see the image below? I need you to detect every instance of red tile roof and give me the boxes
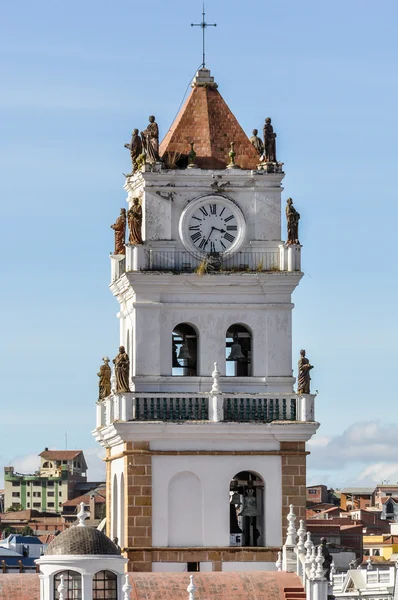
[39,450,82,460]
[160,76,259,170]
[0,570,302,600]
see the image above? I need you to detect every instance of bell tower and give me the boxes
[94,68,319,573]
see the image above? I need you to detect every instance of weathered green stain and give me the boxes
[41,481,47,510]
[21,481,27,509]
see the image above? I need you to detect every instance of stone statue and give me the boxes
[113,346,130,393]
[286,198,300,244]
[263,117,277,162]
[238,488,259,517]
[110,209,126,255]
[320,538,333,581]
[97,356,111,400]
[250,129,264,156]
[127,198,143,245]
[297,349,313,394]
[124,129,142,173]
[141,115,159,163]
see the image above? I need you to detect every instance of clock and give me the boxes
[179,195,246,256]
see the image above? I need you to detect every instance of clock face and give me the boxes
[179,196,246,256]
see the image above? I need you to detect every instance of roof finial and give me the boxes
[76,501,88,527]
[187,575,197,600]
[57,574,67,600]
[191,4,217,68]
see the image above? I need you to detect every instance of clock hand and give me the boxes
[203,226,215,249]
[212,227,226,234]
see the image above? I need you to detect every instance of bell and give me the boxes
[227,334,245,361]
[177,339,192,360]
[172,343,180,368]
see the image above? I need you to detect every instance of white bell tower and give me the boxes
[94,68,319,573]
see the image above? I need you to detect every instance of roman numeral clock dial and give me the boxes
[179,196,246,258]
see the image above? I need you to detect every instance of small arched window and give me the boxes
[226,324,252,377]
[172,324,198,376]
[54,570,82,599]
[229,471,264,547]
[93,570,117,600]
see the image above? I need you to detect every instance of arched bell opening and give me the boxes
[229,471,264,547]
[226,324,252,377]
[172,323,198,376]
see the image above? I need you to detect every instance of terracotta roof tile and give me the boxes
[39,450,82,460]
[160,73,259,171]
[2,570,303,600]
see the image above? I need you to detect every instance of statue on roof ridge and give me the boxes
[124,128,142,174]
[286,198,300,244]
[297,349,313,395]
[113,346,130,393]
[263,117,277,162]
[250,129,264,157]
[141,115,160,163]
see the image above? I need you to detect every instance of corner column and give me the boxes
[125,441,152,572]
[105,448,111,538]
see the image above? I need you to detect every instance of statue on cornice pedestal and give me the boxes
[97,357,111,400]
[113,346,130,393]
[297,349,313,394]
[286,198,300,244]
[110,209,126,255]
[127,198,143,245]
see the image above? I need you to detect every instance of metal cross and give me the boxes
[191,4,217,68]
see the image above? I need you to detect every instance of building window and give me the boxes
[47,481,54,487]
[59,492,62,496]
[226,324,252,376]
[33,481,41,486]
[27,503,30,508]
[308,489,318,495]
[93,570,117,600]
[54,570,82,600]
[12,492,20,497]
[48,502,55,507]
[12,481,20,487]
[62,460,67,465]
[187,562,200,572]
[48,492,55,497]
[33,502,41,508]
[229,471,264,547]
[27,492,30,497]
[33,492,41,498]
[373,549,380,556]
[172,323,198,376]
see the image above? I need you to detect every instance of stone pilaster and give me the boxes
[281,442,307,539]
[125,442,152,572]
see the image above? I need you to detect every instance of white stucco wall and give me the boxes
[152,454,282,548]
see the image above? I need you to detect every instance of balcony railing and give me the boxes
[96,392,314,428]
[224,397,296,422]
[147,250,279,273]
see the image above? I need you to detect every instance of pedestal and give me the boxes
[297,394,315,422]
[126,244,147,271]
[110,254,126,282]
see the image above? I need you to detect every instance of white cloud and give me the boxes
[308,422,398,471]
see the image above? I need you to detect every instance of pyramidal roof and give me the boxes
[160,68,259,170]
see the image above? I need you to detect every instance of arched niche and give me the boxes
[54,570,82,599]
[226,324,252,377]
[112,474,118,541]
[172,323,198,376]
[229,470,264,547]
[168,471,203,546]
[118,473,125,547]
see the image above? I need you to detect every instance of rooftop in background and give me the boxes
[159,68,259,170]
[340,488,375,494]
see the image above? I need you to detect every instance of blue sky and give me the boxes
[1,0,398,488]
